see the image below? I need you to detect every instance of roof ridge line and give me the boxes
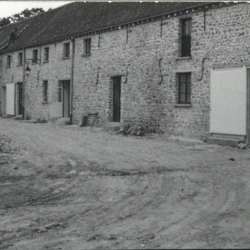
[26,2,221,47]
[0,1,240,53]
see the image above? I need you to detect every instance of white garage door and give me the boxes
[210,66,247,135]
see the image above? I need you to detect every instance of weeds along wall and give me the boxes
[1,3,250,138]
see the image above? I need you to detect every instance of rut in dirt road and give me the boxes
[1,118,250,249]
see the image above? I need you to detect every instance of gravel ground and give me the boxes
[1,117,250,249]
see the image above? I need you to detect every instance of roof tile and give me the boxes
[0,2,216,53]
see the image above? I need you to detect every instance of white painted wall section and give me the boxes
[210,66,247,135]
[6,83,15,115]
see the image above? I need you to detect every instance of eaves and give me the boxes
[0,1,240,55]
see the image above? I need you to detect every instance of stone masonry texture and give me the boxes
[1,3,250,139]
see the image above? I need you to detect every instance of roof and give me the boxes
[0,2,231,53]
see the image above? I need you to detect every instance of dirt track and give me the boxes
[1,117,250,249]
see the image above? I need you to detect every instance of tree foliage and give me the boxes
[0,17,11,28]
[0,8,45,28]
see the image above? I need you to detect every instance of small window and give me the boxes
[84,38,91,55]
[63,43,70,58]
[18,52,23,66]
[6,55,11,68]
[181,18,191,57]
[44,47,49,62]
[58,83,62,102]
[178,73,191,104]
[32,49,38,63]
[42,81,48,102]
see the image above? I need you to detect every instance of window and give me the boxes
[42,81,48,102]
[18,52,23,66]
[178,73,191,104]
[181,18,191,57]
[84,38,91,55]
[63,43,70,58]
[58,83,62,102]
[32,49,38,63]
[6,55,11,68]
[44,47,49,62]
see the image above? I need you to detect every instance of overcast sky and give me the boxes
[0,1,72,19]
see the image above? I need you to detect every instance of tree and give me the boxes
[11,8,45,22]
[0,8,45,28]
[0,17,11,28]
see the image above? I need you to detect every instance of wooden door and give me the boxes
[210,67,246,135]
[63,81,70,118]
[1,86,6,115]
[17,83,23,115]
[58,80,70,118]
[113,77,121,122]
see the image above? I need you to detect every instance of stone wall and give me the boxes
[23,42,72,120]
[73,10,207,137]
[0,50,23,116]
[1,3,250,139]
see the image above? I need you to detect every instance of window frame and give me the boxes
[84,38,91,55]
[178,73,191,104]
[18,52,23,66]
[180,18,192,58]
[44,47,49,62]
[32,49,39,63]
[42,80,48,103]
[63,43,70,58]
[6,55,11,68]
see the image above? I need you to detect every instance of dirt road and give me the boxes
[1,117,250,249]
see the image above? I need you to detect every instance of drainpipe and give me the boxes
[22,48,26,119]
[70,37,75,125]
[38,45,42,86]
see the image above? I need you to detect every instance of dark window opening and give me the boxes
[6,55,11,68]
[44,47,49,62]
[181,18,191,57]
[18,53,23,66]
[63,43,70,58]
[178,73,191,104]
[42,81,48,102]
[84,38,91,55]
[32,49,38,63]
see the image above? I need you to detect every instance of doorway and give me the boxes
[247,69,250,142]
[17,82,23,115]
[1,86,6,115]
[112,77,121,122]
[59,80,70,118]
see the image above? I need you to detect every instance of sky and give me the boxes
[0,1,72,19]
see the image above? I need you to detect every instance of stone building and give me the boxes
[0,2,250,145]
